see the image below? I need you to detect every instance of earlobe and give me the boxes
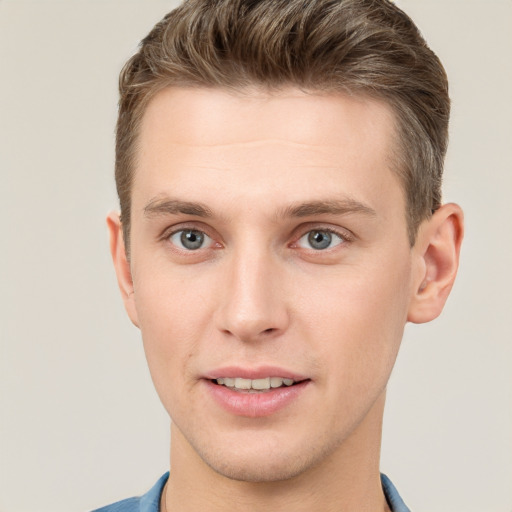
[407,203,464,324]
[106,211,140,328]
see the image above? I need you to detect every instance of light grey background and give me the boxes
[0,1,511,511]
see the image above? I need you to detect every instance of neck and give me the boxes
[163,391,390,512]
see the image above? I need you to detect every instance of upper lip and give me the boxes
[203,365,309,381]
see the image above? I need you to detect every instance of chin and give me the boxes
[189,428,344,484]
[203,451,312,483]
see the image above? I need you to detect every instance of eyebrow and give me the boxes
[279,198,377,218]
[144,198,213,218]
[143,196,376,220]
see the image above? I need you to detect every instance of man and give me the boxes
[97,0,463,510]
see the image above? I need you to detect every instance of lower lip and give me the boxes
[204,380,310,418]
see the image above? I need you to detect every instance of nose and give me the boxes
[215,246,290,343]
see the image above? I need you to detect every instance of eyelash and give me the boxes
[169,229,216,251]
[161,224,354,254]
[293,226,352,251]
[161,223,220,252]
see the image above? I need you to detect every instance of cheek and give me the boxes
[132,272,211,405]
[135,261,213,341]
[298,259,411,392]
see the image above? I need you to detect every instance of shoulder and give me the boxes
[91,473,169,512]
[381,473,411,512]
[92,497,141,512]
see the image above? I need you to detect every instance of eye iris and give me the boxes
[180,230,204,250]
[308,230,332,250]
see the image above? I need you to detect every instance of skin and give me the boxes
[108,87,463,512]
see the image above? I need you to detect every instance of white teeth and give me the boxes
[270,377,283,388]
[251,377,270,390]
[234,378,252,389]
[215,376,297,391]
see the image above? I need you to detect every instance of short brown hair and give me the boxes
[116,0,449,248]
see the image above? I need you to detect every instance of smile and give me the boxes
[206,375,310,417]
[214,377,296,392]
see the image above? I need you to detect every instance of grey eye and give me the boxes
[170,229,211,250]
[308,230,332,250]
[297,230,343,250]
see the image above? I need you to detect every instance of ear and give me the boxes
[106,211,139,328]
[407,203,464,324]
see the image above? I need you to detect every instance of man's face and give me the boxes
[125,87,417,481]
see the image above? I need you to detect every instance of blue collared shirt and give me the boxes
[92,472,410,512]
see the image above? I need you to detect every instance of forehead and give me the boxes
[133,87,403,218]
[139,86,396,153]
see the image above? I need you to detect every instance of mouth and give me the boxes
[211,376,306,393]
[205,372,311,417]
